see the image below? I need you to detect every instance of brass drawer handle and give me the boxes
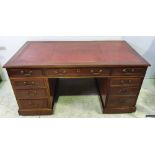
[23,81,36,86]
[120,80,132,84]
[122,69,128,73]
[20,70,33,76]
[90,69,103,74]
[122,68,135,73]
[119,89,128,93]
[54,70,67,74]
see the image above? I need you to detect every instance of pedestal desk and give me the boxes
[4,41,150,115]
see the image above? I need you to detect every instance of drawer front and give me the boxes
[8,69,43,77]
[112,67,146,76]
[15,89,48,99]
[106,96,136,108]
[109,86,139,95]
[80,68,110,76]
[12,79,46,89]
[46,68,110,76]
[46,68,78,76]
[18,99,49,109]
[110,78,142,86]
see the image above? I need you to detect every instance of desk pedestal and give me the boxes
[10,78,56,115]
[97,77,143,113]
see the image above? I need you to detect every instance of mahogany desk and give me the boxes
[4,41,150,115]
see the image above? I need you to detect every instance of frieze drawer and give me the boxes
[112,67,146,76]
[8,69,43,77]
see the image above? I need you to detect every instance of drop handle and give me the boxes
[119,89,128,93]
[54,70,67,74]
[27,90,37,96]
[120,80,132,84]
[23,81,36,86]
[20,70,33,76]
[122,69,127,73]
[90,69,103,74]
[122,68,135,73]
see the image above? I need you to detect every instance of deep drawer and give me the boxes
[8,69,43,77]
[12,79,46,89]
[109,86,139,95]
[18,99,49,109]
[110,78,142,86]
[106,96,137,108]
[112,67,146,76]
[15,88,48,99]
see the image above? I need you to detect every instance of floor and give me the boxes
[0,78,155,118]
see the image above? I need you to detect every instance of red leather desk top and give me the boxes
[4,41,150,68]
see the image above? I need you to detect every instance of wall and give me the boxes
[123,36,155,78]
[0,36,122,80]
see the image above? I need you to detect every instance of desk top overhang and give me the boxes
[4,41,150,68]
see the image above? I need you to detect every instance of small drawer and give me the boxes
[8,69,43,77]
[46,68,78,76]
[110,78,141,86]
[80,68,110,76]
[15,88,48,99]
[18,99,49,109]
[109,86,139,95]
[106,96,136,108]
[12,79,46,89]
[112,67,146,76]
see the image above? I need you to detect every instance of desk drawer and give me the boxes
[8,69,43,77]
[109,86,139,95]
[110,78,141,86]
[12,79,46,89]
[107,96,136,108]
[112,67,146,76]
[46,68,110,76]
[15,88,48,99]
[80,68,110,76]
[18,99,49,109]
[46,68,77,76]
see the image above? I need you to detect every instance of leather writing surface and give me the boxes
[4,41,150,68]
